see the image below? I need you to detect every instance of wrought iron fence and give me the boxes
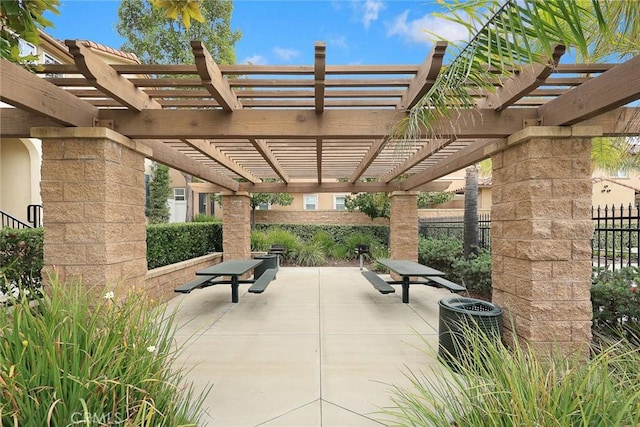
[418,205,640,270]
[418,213,492,249]
[592,203,640,271]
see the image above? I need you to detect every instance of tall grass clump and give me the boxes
[264,228,302,261]
[0,278,209,426]
[293,242,327,266]
[382,324,640,426]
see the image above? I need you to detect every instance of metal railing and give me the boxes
[27,204,43,228]
[418,213,492,249]
[1,210,32,229]
[592,203,640,271]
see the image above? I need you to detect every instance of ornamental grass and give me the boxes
[382,324,640,426]
[0,278,209,426]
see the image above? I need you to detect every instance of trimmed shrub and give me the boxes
[0,228,44,303]
[452,249,492,297]
[592,266,640,343]
[147,222,222,269]
[417,236,463,276]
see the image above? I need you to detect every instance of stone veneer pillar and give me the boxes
[389,191,419,261]
[221,192,251,261]
[32,127,151,295]
[491,126,600,356]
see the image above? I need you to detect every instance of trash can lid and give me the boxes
[254,254,277,259]
[439,297,503,316]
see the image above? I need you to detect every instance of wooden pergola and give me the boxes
[1,39,639,354]
[2,40,638,193]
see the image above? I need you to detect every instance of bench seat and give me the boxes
[362,271,395,294]
[418,276,466,293]
[174,275,219,294]
[248,268,278,293]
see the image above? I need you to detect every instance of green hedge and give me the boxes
[254,223,389,246]
[146,222,222,269]
[0,228,44,299]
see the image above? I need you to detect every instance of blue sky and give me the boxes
[44,0,469,66]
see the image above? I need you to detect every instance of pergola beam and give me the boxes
[478,45,566,111]
[539,54,640,126]
[191,41,241,111]
[180,139,260,183]
[398,41,447,110]
[65,40,161,111]
[0,59,97,126]
[315,42,326,113]
[250,139,290,183]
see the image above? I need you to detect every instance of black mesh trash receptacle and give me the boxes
[438,297,503,371]
[253,254,278,279]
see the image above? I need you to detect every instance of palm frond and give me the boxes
[402,0,640,144]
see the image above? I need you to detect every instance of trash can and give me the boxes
[438,297,503,371]
[356,244,370,270]
[253,254,278,279]
[268,245,286,268]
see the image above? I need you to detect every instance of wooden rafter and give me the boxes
[399,41,447,110]
[478,44,566,111]
[316,139,323,184]
[140,139,240,191]
[180,139,260,183]
[65,40,161,111]
[236,181,448,194]
[250,139,290,183]
[0,59,97,126]
[191,41,241,111]
[315,42,326,113]
[539,54,640,126]
[348,136,391,183]
[402,139,506,190]
[380,138,453,183]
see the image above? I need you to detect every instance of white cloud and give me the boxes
[273,47,300,61]
[361,0,385,28]
[387,10,470,45]
[242,54,267,65]
[328,35,348,50]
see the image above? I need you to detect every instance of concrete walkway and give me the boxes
[166,266,454,426]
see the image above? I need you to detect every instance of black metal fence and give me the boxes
[592,204,640,271]
[418,205,640,270]
[418,213,492,249]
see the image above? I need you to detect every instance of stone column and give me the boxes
[389,191,419,261]
[32,127,151,296]
[221,192,251,261]
[491,126,600,356]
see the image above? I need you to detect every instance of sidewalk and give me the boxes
[166,266,453,426]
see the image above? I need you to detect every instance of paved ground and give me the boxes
[166,266,455,426]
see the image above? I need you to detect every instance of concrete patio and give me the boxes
[166,266,455,426]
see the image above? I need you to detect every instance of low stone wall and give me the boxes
[145,253,223,303]
[255,210,388,226]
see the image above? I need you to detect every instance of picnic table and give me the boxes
[175,259,277,303]
[366,259,465,303]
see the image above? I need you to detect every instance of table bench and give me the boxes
[174,275,220,294]
[248,268,278,293]
[415,276,466,293]
[175,259,277,303]
[361,271,396,294]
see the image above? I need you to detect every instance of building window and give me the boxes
[611,169,629,178]
[303,194,318,210]
[256,202,270,210]
[174,188,186,201]
[334,194,346,211]
[18,40,36,57]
